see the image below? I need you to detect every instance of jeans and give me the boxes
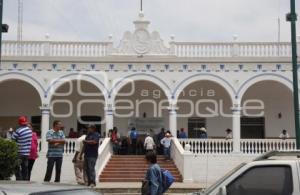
[15,155,29,180]
[85,157,97,185]
[44,157,63,182]
[163,147,171,160]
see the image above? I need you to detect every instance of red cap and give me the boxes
[18,116,28,126]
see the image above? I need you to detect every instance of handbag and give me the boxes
[141,180,150,195]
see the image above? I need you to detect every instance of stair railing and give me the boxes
[171,138,194,182]
[96,138,113,179]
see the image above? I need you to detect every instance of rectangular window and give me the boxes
[226,165,293,195]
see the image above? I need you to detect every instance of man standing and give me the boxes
[84,125,100,187]
[144,132,156,153]
[12,116,32,180]
[44,120,66,182]
[129,127,138,155]
[160,132,172,161]
[72,129,87,185]
[178,128,188,139]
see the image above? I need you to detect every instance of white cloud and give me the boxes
[2,0,299,43]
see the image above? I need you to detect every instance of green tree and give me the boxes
[0,138,19,180]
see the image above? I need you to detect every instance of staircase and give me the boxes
[99,155,183,182]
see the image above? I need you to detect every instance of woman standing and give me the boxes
[28,123,38,181]
[144,151,163,195]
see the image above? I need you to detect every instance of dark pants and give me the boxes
[163,147,171,160]
[28,159,36,181]
[44,157,63,182]
[131,139,137,155]
[112,142,119,155]
[15,155,29,181]
[85,157,97,185]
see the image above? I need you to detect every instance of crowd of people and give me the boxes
[2,116,101,188]
[2,116,292,191]
[107,127,175,161]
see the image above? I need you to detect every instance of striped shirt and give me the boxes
[46,129,65,157]
[12,126,32,156]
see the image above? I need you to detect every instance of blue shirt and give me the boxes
[12,126,32,156]
[199,132,208,139]
[84,132,100,158]
[160,137,172,148]
[178,132,187,139]
[146,163,163,195]
[46,129,65,157]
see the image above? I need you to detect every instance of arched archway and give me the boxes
[50,79,106,137]
[176,80,233,138]
[46,73,109,103]
[114,80,170,137]
[0,79,42,137]
[110,73,172,102]
[173,74,236,103]
[241,80,294,138]
[0,72,45,101]
[237,74,293,99]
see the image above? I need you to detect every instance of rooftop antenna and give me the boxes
[140,0,143,12]
[17,0,23,55]
[277,0,281,56]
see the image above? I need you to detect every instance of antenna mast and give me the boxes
[17,0,23,55]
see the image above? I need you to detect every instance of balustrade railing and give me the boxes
[179,139,233,154]
[241,139,296,154]
[2,40,292,58]
[173,42,291,57]
[2,41,110,57]
[179,139,297,155]
[38,138,104,154]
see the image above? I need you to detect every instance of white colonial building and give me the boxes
[0,12,299,183]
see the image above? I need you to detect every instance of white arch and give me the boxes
[0,72,45,103]
[45,73,109,103]
[172,74,236,104]
[110,73,172,103]
[237,74,293,100]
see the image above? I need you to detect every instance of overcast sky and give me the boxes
[2,0,300,43]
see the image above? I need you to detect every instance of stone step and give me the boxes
[104,165,178,169]
[101,170,181,175]
[100,155,183,182]
[103,167,180,172]
[99,177,182,182]
[108,160,176,163]
[101,172,181,178]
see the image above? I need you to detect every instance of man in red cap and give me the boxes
[12,116,32,180]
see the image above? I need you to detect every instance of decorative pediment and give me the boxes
[112,12,170,56]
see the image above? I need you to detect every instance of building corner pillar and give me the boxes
[231,100,242,153]
[40,104,51,153]
[104,104,114,137]
[168,103,178,137]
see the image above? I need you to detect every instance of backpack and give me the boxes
[130,130,138,139]
[161,169,174,193]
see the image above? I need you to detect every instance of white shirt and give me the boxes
[225,133,233,139]
[279,133,290,139]
[144,136,155,150]
[75,135,86,152]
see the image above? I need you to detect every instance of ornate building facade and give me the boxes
[0,12,299,153]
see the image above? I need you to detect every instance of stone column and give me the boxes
[232,100,242,153]
[40,104,51,153]
[168,103,178,137]
[104,105,114,137]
